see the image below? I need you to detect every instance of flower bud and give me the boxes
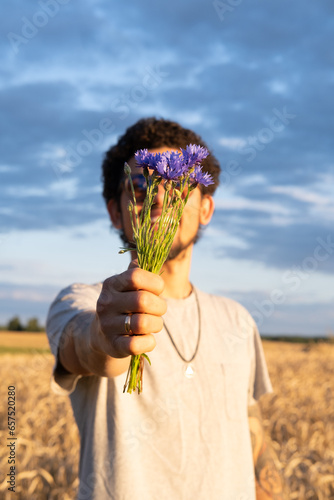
[124,162,131,176]
[143,166,149,179]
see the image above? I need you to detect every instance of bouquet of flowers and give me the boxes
[121,144,213,394]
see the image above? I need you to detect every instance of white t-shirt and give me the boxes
[47,283,272,500]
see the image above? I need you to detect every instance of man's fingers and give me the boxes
[100,313,164,337]
[112,333,157,357]
[125,313,163,335]
[97,289,167,317]
[105,267,165,295]
[95,262,165,359]
[120,290,167,316]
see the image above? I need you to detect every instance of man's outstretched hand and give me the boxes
[58,260,166,378]
[91,260,167,359]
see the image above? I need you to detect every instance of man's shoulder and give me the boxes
[55,282,103,299]
[49,282,103,311]
[47,282,103,334]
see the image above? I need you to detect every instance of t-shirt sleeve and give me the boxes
[248,323,273,406]
[46,283,102,396]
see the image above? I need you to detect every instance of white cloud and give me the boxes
[6,186,48,198]
[269,185,329,205]
[215,196,292,216]
[49,178,79,200]
[174,110,202,126]
[269,176,334,222]
[218,136,247,150]
[0,165,19,173]
[268,80,289,95]
[0,289,54,303]
[237,174,267,187]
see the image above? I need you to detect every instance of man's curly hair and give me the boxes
[102,117,221,205]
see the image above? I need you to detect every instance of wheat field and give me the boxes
[0,337,333,499]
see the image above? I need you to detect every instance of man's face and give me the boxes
[108,146,214,262]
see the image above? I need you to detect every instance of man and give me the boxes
[47,117,285,499]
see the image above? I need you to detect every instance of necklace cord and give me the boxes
[163,287,201,364]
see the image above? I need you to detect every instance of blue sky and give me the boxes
[1,0,333,335]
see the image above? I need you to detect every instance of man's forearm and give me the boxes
[248,403,286,500]
[254,438,285,500]
[58,312,130,378]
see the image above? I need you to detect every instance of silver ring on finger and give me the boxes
[124,314,132,334]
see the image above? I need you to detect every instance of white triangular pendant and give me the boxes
[184,364,195,378]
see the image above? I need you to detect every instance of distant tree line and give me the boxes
[1,316,45,332]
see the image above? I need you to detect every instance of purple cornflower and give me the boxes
[134,145,213,185]
[135,149,157,168]
[190,165,214,187]
[135,149,167,174]
[155,151,189,180]
[181,144,209,169]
